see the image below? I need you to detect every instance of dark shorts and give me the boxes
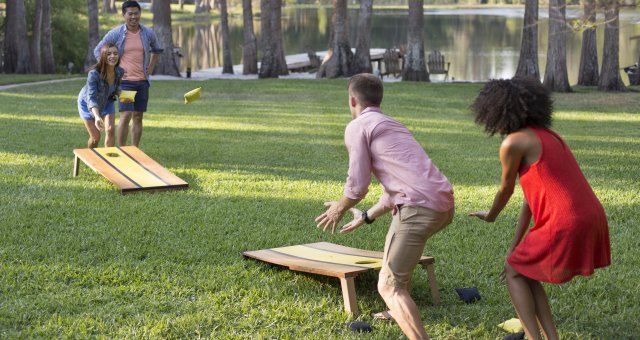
[118,80,150,112]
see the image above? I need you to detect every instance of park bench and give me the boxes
[427,50,450,81]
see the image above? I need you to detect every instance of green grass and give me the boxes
[0,79,638,339]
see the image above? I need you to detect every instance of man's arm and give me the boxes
[147,53,158,76]
[339,200,392,234]
[94,27,117,60]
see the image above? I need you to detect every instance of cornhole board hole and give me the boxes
[243,242,440,316]
[73,146,188,194]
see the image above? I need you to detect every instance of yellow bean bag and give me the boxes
[498,318,523,333]
[119,90,137,103]
[184,87,202,104]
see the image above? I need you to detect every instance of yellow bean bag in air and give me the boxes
[184,87,202,104]
[119,90,137,103]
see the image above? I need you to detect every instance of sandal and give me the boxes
[372,310,394,321]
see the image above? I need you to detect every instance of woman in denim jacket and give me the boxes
[77,43,124,148]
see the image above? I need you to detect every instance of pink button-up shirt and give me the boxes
[343,107,454,212]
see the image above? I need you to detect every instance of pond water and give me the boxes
[172,7,640,83]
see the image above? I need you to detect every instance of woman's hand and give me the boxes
[468,211,494,222]
[94,116,104,130]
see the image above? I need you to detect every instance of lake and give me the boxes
[172,7,640,83]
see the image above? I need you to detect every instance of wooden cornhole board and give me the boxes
[243,242,440,316]
[73,146,188,194]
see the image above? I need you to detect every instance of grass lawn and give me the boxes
[0,79,638,339]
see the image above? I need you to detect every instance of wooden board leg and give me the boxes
[73,155,80,177]
[421,263,441,305]
[340,277,359,316]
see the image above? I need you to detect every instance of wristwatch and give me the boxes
[362,211,375,224]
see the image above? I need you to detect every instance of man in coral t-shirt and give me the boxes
[94,1,163,147]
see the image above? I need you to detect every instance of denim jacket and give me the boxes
[94,24,163,80]
[80,66,125,112]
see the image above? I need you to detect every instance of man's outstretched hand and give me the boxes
[315,201,345,235]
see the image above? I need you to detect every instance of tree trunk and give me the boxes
[102,0,117,13]
[31,0,43,74]
[543,0,571,92]
[3,0,32,74]
[220,0,233,74]
[242,0,258,75]
[152,0,181,76]
[317,0,354,79]
[598,0,626,91]
[41,0,55,73]
[273,0,289,75]
[577,0,598,86]
[353,0,373,74]
[515,0,539,79]
[84,0,100,72]
[402,0,428,81]
[259,0,278,78]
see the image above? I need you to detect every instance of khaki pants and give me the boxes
[379,205,454,289]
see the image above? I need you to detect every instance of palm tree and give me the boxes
[31,0,43,74]
[402,0,428,81]
[317,0,355,78]
[242,0,258,75]
[577,0,598,86]
[353,0,373,74]
[3,0,31,73]
[41,0,55,73]
[515,0,539,79]
[220,0,233,74]
[598,0,626,91]
[84,0,100,72]
[152,0,181,76]
[542,0,571,92]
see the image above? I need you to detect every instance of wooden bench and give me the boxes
[427,50,450,80]
[243,242,440,316]
[381,48,403,78]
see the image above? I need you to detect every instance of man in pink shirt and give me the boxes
[315,73,454,340]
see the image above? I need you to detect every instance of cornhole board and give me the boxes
[73,146,188,194]
[243,242,440,315]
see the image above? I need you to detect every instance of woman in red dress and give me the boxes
[469,77,611,340]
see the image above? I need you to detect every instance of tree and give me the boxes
[152,0,181,76]
[41,0,55,73]
[577,0,598,86]
[84,0,100,72]
[259,0,287,78]
[317,0,354,78]
[543,0,571,92]
[402,0,428,81]
[3,0,31,74]
[102,0,117,13]
[273,1,288,75]
[31,0,44,74]
[598,0,626,91]
[515,0,539,79]
[353,0,373,74]
[219,0,233,74]
[242,0,258,74]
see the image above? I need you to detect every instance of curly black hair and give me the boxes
[471,77,553,136]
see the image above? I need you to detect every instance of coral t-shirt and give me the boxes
[120,30,146,81]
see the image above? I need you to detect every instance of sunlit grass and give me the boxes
[0,79,638,339]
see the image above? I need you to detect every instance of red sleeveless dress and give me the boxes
[507,128,611,284]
